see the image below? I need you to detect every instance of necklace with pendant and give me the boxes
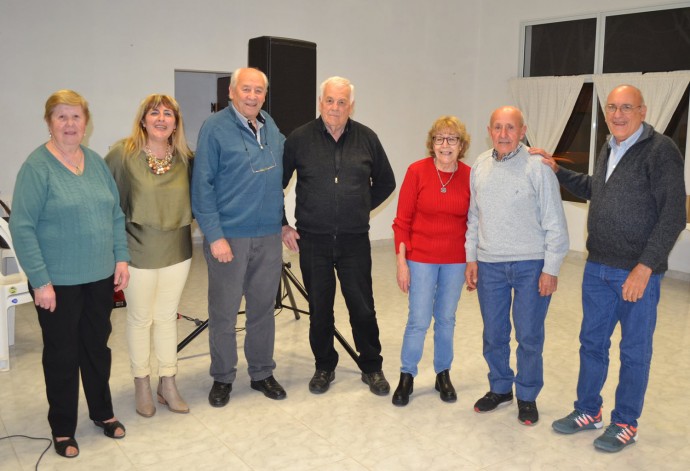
[145,145,174,175]
[51,140,84,176]
[436,162,457,193]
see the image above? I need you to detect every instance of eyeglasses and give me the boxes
[249,144,277,173]
[239,127,277,173]
[433,136,460,146]
[604,104,642,115]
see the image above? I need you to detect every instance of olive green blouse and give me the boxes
[105,141,192,269]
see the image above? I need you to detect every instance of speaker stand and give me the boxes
[177,262,360,366]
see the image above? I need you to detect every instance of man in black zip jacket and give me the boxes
[536,84,686,452]
[282,76,396,396]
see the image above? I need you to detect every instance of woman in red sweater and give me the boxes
[391,116,471,406]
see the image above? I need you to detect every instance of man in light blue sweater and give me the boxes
[465,106,569,426]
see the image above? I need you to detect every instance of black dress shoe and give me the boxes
[435,370,457,403]
[209,381,232,407]
[309,369,335,394]
[361,371,390,396]
[392,372,413,406]
[250,375,287,400]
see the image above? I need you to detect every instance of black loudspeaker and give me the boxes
[248,36,317,137]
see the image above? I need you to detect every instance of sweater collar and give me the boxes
[318,116,351,137]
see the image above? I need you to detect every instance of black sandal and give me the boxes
[93,419,126,439]
[53,437,79,458]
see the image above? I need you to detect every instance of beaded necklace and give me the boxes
[144,145,174,175]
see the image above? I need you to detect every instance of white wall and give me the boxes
[1,0,687,273]
[0,0,478,242]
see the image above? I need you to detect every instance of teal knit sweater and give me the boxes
[9,144,130,287]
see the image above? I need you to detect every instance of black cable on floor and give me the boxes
[0,434,52,470]
[177,281,290,335]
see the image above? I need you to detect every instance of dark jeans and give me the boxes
[298,231,383,373]
[32,276,116,438]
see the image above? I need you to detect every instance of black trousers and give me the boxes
[297,232,383,373]
[32,275,116,438]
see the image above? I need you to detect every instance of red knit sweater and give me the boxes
[392,157,471,264]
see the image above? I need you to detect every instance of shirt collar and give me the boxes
[491,143,523,162]
[608,123,644,152]
[230,104,265,132]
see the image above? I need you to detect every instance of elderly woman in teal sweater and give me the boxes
[9,90,130,459]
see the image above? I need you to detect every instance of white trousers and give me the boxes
[124,259,191,378]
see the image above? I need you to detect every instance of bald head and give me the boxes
[608,85,644,106]
[489,106,525,128]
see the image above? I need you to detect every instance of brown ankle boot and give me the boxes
[157,376,190,413]
[134,376,156,417]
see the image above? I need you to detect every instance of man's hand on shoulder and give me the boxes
[529,147,559,173]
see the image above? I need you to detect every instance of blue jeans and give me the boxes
[476,260,551,401]
[574,261,661,427]
[400,261,465,376]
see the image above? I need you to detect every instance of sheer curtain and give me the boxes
[509,75,585,153]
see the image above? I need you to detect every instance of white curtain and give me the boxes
[592,71,690,132]
[593,71,690,195]
[509,75,585,154]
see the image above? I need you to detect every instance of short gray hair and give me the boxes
[319,76,355,103]
[230,67,269,89]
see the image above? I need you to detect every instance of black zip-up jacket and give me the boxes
[556,123,686,273]
[283,117,396,235]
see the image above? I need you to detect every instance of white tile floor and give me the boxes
[1,242,690,470]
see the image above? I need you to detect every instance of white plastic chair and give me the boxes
[0,218,32,371]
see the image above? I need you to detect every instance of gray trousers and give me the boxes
[203,233,282,383]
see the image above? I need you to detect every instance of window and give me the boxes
[524,19,596,77]
[521,5,690,206]
[604,8,690,74]
[553,84,593,203]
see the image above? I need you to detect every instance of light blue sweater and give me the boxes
[9,144,129,287]
[465,146,569,276]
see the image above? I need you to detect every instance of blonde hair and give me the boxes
[426,116,471,160]
[44,89,90,125]
[121,94,192,164]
